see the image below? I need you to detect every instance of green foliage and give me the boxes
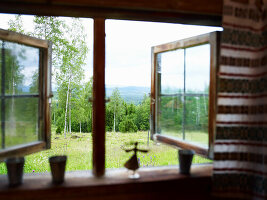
[106,90,150,133]
[8,15,25,34]
[109,88,123,132]
[32,16,88,136]
[56,126,62,134]
[119,116,137,132]
[159,95,209,134]
[33,16,67,68]
[134,95,150,131]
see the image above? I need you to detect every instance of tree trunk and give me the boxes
[80,121,81,133]
[69,87,71,134]
[196,98,200,125]
[203,95,207,114]
[11,60,15,113]
[113,111,116,132]
[63,77,71,138]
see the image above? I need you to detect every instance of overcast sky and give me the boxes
[0,14,222,90]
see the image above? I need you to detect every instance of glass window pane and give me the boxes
[185,44,210,93]
[158,96,183,140]
[1,40,39,95]
[0,100,1,148]
[4,97,39,148]
[159,49,184,94]
[157,43,210,147]
[0,40,2,93]
[185,96,209,147]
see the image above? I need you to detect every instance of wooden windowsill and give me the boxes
[0,164,213,200]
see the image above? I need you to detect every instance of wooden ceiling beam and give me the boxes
[0,0,223,15]
[0,0,222,26]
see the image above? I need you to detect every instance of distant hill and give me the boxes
[106,86,150,105]
[51,86,150,105]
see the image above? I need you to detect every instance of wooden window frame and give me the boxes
[0,29,52,160]
[0,0,223,176]
[151,32,220,159]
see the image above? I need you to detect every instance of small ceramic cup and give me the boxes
[5,157,25,187]
[49,155,67,184]
[178,149,194,175]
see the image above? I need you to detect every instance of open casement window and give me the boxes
[151,32,220,159]
[0,29,52,160]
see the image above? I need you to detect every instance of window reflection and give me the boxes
[0,40,40,150]
[3,41,39,95]
[157,43,210,148]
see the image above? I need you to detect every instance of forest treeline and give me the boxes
[53,85,150,134]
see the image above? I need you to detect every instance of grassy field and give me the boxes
[0,131,211,174]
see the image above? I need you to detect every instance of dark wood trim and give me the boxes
[0,2,222,26]
[0,165,213,200]
[0,94,39,98]
[0,0,223,16]
[51,0,223,16]
[150,48,156,137]
[155,134,209,157]
[43,43,52,149]
[208,32,220,159]
[0,29,49,48]
[153,33,210,53]
[38,47,44,142]
[1,41,6,149]
[92,18,106,177]
[0,141,46,160]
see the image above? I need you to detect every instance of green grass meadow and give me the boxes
[0,130,211,174]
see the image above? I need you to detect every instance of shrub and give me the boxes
[56,126,62,135]
[119,117,138,133]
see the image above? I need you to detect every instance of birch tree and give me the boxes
[7,16,88,135]
[56,18,88,137]
[109,88,123,132]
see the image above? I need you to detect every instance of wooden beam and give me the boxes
[92,18,106,177]
[155,134,209,157]
[0,141,46,161]
[43,42,53,149]
[150,48,156,137]
[0,0,223,16]
[0,165,213,200]
[208,32,221,159]
[153,33,210,53]
[0,1,222,26]
[0,29,49,48]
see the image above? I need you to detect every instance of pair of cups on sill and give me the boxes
[5,155,67,187]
